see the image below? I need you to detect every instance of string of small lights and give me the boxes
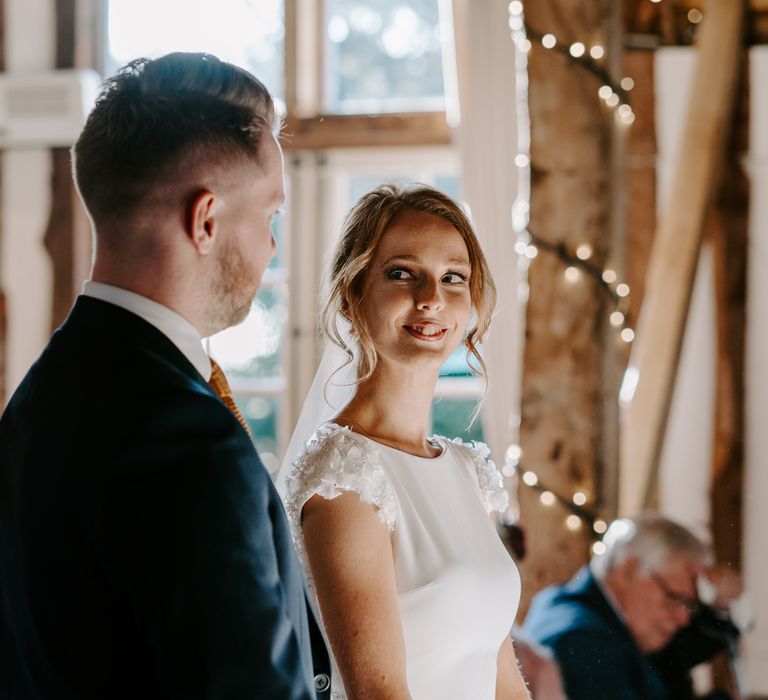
[504,443,609,552]
[507,1,637,126]
[514,228,636,345]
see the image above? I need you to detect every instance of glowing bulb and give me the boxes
[592,541,607,555]
[542,33,557,49]
[573,491,587,506]
[593,519,608,534]
[616,283,630,297]
[576,243,593,260]
[621,112,636,125]
[514,240,528,255]
[564,266,580,283]
[610,311,624,327]
[509,15,523,31]
[688,9,703,24]
[569,42,586,58]
[518,38,532,53]
[598,85,613,100]
[618,104,632,118]
[602,269,617,284]
[606,94,620,108]
[505,444,522,464]
[515,153,530,167]
[620,77,635,91]
[540,491,556,507]
[522,471,538,486]
[589,45,604,60]
[524,245,538,259]
[508,1,523,16]
[621,328,635,343]
[566,515,582,531]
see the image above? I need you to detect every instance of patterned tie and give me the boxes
[208,358,253,439]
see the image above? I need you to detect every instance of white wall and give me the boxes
[744,44,768,697]
[655,48,715,542]
[2,0,55,397]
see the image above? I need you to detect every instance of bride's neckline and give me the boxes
[325,420,446,461]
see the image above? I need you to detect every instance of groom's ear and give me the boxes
[188,189,217,256]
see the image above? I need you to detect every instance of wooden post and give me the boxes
[517,0,613,611]
[619,0,745,516]
[43,0,79,332]
[707,54,748,700]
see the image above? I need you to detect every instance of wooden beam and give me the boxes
[618,0,745,516]
[280,112,451,150]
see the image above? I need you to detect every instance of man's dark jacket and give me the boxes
[0,296,330,699]
[523,566,737,700]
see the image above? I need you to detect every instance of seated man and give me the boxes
[523,514,740,700]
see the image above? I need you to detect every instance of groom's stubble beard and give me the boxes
[208,234,258,334]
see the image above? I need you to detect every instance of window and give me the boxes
[319,147,484,443]
[104,0,481,468]
[106,0,285,105]
[324,0,446,113]
[106,0,289,472]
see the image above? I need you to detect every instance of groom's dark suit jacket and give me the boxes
[0,296,330,699]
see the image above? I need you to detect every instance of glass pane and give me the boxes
[433,175,462,202]
[348,175,413,207]
[268,210,285,270]
[439,345,473,378]
[233,393,280,474]
[430,398,484,443]
[208,285,287,379]
[106,0,285,104]
[326,0,446,114]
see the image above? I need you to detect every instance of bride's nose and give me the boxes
[415,277,444,311]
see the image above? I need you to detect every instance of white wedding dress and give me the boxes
[282,421,521,700]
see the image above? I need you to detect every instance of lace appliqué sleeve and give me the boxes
[283,423,398,542]
[447,437,509,514]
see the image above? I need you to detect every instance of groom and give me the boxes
[0,53,329,699]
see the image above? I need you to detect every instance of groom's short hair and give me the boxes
[72,52,278,230]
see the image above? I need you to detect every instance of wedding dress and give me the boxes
[282,421,521,699]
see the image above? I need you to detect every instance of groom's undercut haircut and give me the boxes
[72,52,278,230]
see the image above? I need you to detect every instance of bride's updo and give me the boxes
[321,183,496,384]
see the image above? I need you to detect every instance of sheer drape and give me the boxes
[446,0,524,484]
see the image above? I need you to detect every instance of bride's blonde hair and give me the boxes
[320,183,496,386]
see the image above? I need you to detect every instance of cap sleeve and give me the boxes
[448,437,509,514]
[283,423,398,537]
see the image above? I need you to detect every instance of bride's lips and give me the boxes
[403,322,449,341]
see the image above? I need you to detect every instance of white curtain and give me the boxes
[447,0,524,481]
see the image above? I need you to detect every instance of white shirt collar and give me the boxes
[81,281,212,381]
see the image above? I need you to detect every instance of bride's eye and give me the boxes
[386,267,413,280]
[442,272,468,284]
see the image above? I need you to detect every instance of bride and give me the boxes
[278,184,529,699]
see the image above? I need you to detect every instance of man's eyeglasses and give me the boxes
[650,571,700,616]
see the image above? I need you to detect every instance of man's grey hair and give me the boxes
[591,513,713,580]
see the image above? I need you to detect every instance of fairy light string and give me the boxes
[506,1,647,545]
[508,1,638,126]
[515,228,635,344]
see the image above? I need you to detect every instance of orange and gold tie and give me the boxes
[208,358,253,439]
